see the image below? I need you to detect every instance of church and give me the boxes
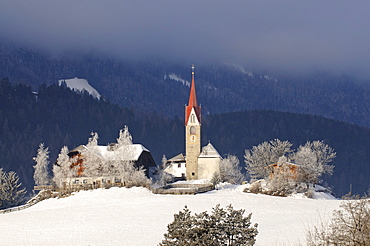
[164,65,221,181]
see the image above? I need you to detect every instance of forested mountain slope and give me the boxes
[1,42,370,127]
[0,80,369,197]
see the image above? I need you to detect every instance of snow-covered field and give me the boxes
[58,77,101,99]
[1,185,341,246]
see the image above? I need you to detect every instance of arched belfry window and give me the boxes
[190,126,196,135]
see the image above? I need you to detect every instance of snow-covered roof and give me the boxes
[198,143,221,158]
[72,144,149,161]
[167,153,185,162]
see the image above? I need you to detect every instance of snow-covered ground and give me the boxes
[58,77,101,99]
[1,185,341,245]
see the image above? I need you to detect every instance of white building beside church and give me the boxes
[164,65,221,181]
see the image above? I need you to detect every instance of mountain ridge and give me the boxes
[1,41,370,127]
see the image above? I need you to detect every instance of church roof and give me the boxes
[198,143,221,158]
[185,65,201,125]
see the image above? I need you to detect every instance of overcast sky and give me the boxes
[1,1,369,77]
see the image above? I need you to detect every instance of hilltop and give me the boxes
[0,185,340,245]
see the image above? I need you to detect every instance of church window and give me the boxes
[178,163,181,168]
[190,126,196,135]
[191,114,195,123]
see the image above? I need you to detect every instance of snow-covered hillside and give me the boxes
[58,77,101,99]
[1,185,340,245]
[165,73,190,87]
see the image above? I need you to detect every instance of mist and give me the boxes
[1,1,369,77]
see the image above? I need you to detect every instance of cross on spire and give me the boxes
[185,64,201,125]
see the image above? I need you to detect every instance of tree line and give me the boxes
[0,79,369,197]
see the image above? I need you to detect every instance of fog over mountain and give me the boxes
[1,1,369,78]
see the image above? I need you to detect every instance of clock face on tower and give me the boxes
[190,135,197,143]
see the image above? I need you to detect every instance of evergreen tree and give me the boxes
[82,132,103,177]
[53,146,70,188]
[154,155,172,187]
[159,204,258,246]
[0,169,26,209]
[117,125,133,147]
[33,143,50,186]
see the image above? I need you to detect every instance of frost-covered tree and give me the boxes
[160,204,258,246]
[82,132,103,177]
[245,139,293,179]
[114,125,133,170]
[113,126,148,186]
[87,132,99,147]
[218,154,245,184]
[293,141,335,184]
[0,169,26,209]
[154,155,172,187]
[53,146,71,188]
[307,195,370,245]
[33,143,50,186]
[267,156,299,196]
[114,160,148,187]
[117,125,133,147]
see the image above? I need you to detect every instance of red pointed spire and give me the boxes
[185,65,201,125]
[188,65,198,107]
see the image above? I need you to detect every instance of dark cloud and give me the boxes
[0,1,369,77]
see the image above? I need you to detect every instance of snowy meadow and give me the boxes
[1,185,341,246]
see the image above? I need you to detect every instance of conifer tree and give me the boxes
[154,155,172,187]
[82,132,103,177]
[160,204,258,246]
[0,169,26,209]
[117,125,133,147]
[33,143,50,186]
[53,146,70,188]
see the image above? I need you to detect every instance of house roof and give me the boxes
[198,143,221,158]
[71,144,149,162]
[167,153,186,162]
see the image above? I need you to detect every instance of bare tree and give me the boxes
[267,156,298,196]
[244,139,293,179]
[293,141,335,184]
[219,154,245,184]
[307,195,370,246]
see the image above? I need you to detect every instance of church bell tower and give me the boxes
[185,65,201,180]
